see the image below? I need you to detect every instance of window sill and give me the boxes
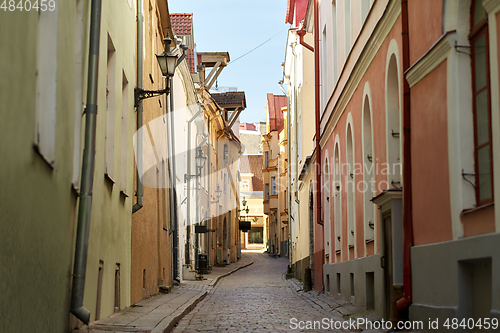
[33,143,55,170]
[461,202,494,216]
[105,172,116,185]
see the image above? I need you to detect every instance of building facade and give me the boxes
[294,0,500,325]
[239,124,266,250]
[262,94,288,256]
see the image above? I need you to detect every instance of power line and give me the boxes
[229,28,288,65]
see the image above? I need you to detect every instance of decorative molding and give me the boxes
[483,0,500,15]
[406,31,456,88]
[320,0,401,148]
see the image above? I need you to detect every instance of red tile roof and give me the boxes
[267,93,286,133]
[249,155,264,191]
[211,92,247,109]
[240,155,264,191]
[187,48,195,73]
[170,13,193,35]
[240,123,256,131]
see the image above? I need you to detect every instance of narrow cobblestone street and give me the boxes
[173,252,365,333]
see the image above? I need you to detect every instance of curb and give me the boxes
[153,290,207,333]
[158,260,253,332]
[209,260,254,287]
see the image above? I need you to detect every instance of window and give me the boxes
[106,35,116,180]
[470,0,493,205]
[331,0,338,84]
[322,25,329,109]
[344,0,352,59]
[265,151,269,168]
[120,72,129,193]
[265,184,269,201]
[271,177,276,195]
[241,179,249,192]
[224,144,228,164]
[72,0,84,187]
[361,0,370,25]
[224,173,227,193]
[35,4,59,165]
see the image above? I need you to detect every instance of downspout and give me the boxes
[295,20,315,291]
[132,0,144,213]
[278,79,291,269]
[70,0,102,324]
[297,28,314,53]
[313,0,323,289]
[168,75,180,281]
[396,0,413,317]
[186,110,202,268]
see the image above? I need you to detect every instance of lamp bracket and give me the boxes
[134,87,170,107]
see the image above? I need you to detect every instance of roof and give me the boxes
[266,94,286,133]
[285,0,308,26]
[240,155,264,191]
[240,123,256,131]
[170,13,193,35]
[187,48,195,73]
[211,92,247,109]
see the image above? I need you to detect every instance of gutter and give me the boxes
[132,0,144,213]
[186,109,202,267]
[278,80,291,268]
[70,0,102,324]
[313,0,324,291]
[168,75,180,281]
[297,28,314,52]
[397,0,414,318]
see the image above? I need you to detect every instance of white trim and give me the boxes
[385,39,402,189]
[333,135,343,258]
[320,0,401,149]
[484,0,500,231]
[362,81,377,255]
[324,150,332,261]
[445,30,474,240]
[406,33,454,88]
[345,115,356,257]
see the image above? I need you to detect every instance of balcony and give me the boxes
[269,194,278,210]
[263,200,270,215]
[280,211,288,224]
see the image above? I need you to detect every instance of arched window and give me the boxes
[324,156,332,263]
[362,92,376,247]
[344,0,352,60]
[334,141,342,258]
[346,124,355,256]
[331,0,338,84]
[470,0,493,205]
[386,52,402,189]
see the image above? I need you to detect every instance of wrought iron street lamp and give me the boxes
[185,147,206,182]
[134,37,178,106]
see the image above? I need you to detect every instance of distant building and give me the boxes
[262,94,288,256]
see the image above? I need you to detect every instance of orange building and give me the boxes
[262,94,288,256]
[298,0,500,325]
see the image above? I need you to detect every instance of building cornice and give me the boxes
[484,0,500,15]
[320,0,400,149]
[406,31,455,88]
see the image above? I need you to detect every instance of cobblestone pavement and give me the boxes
[173,252,369,333]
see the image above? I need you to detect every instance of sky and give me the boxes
[168,0,289,124]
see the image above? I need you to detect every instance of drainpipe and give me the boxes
[297,29,314,53]
[186,109,202,268]
[396,0,413,317]
[132,0,144,213]
[313,0,324,290]
[278,79,291,270]
[168,76,180,281]
[70,0,102,324]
